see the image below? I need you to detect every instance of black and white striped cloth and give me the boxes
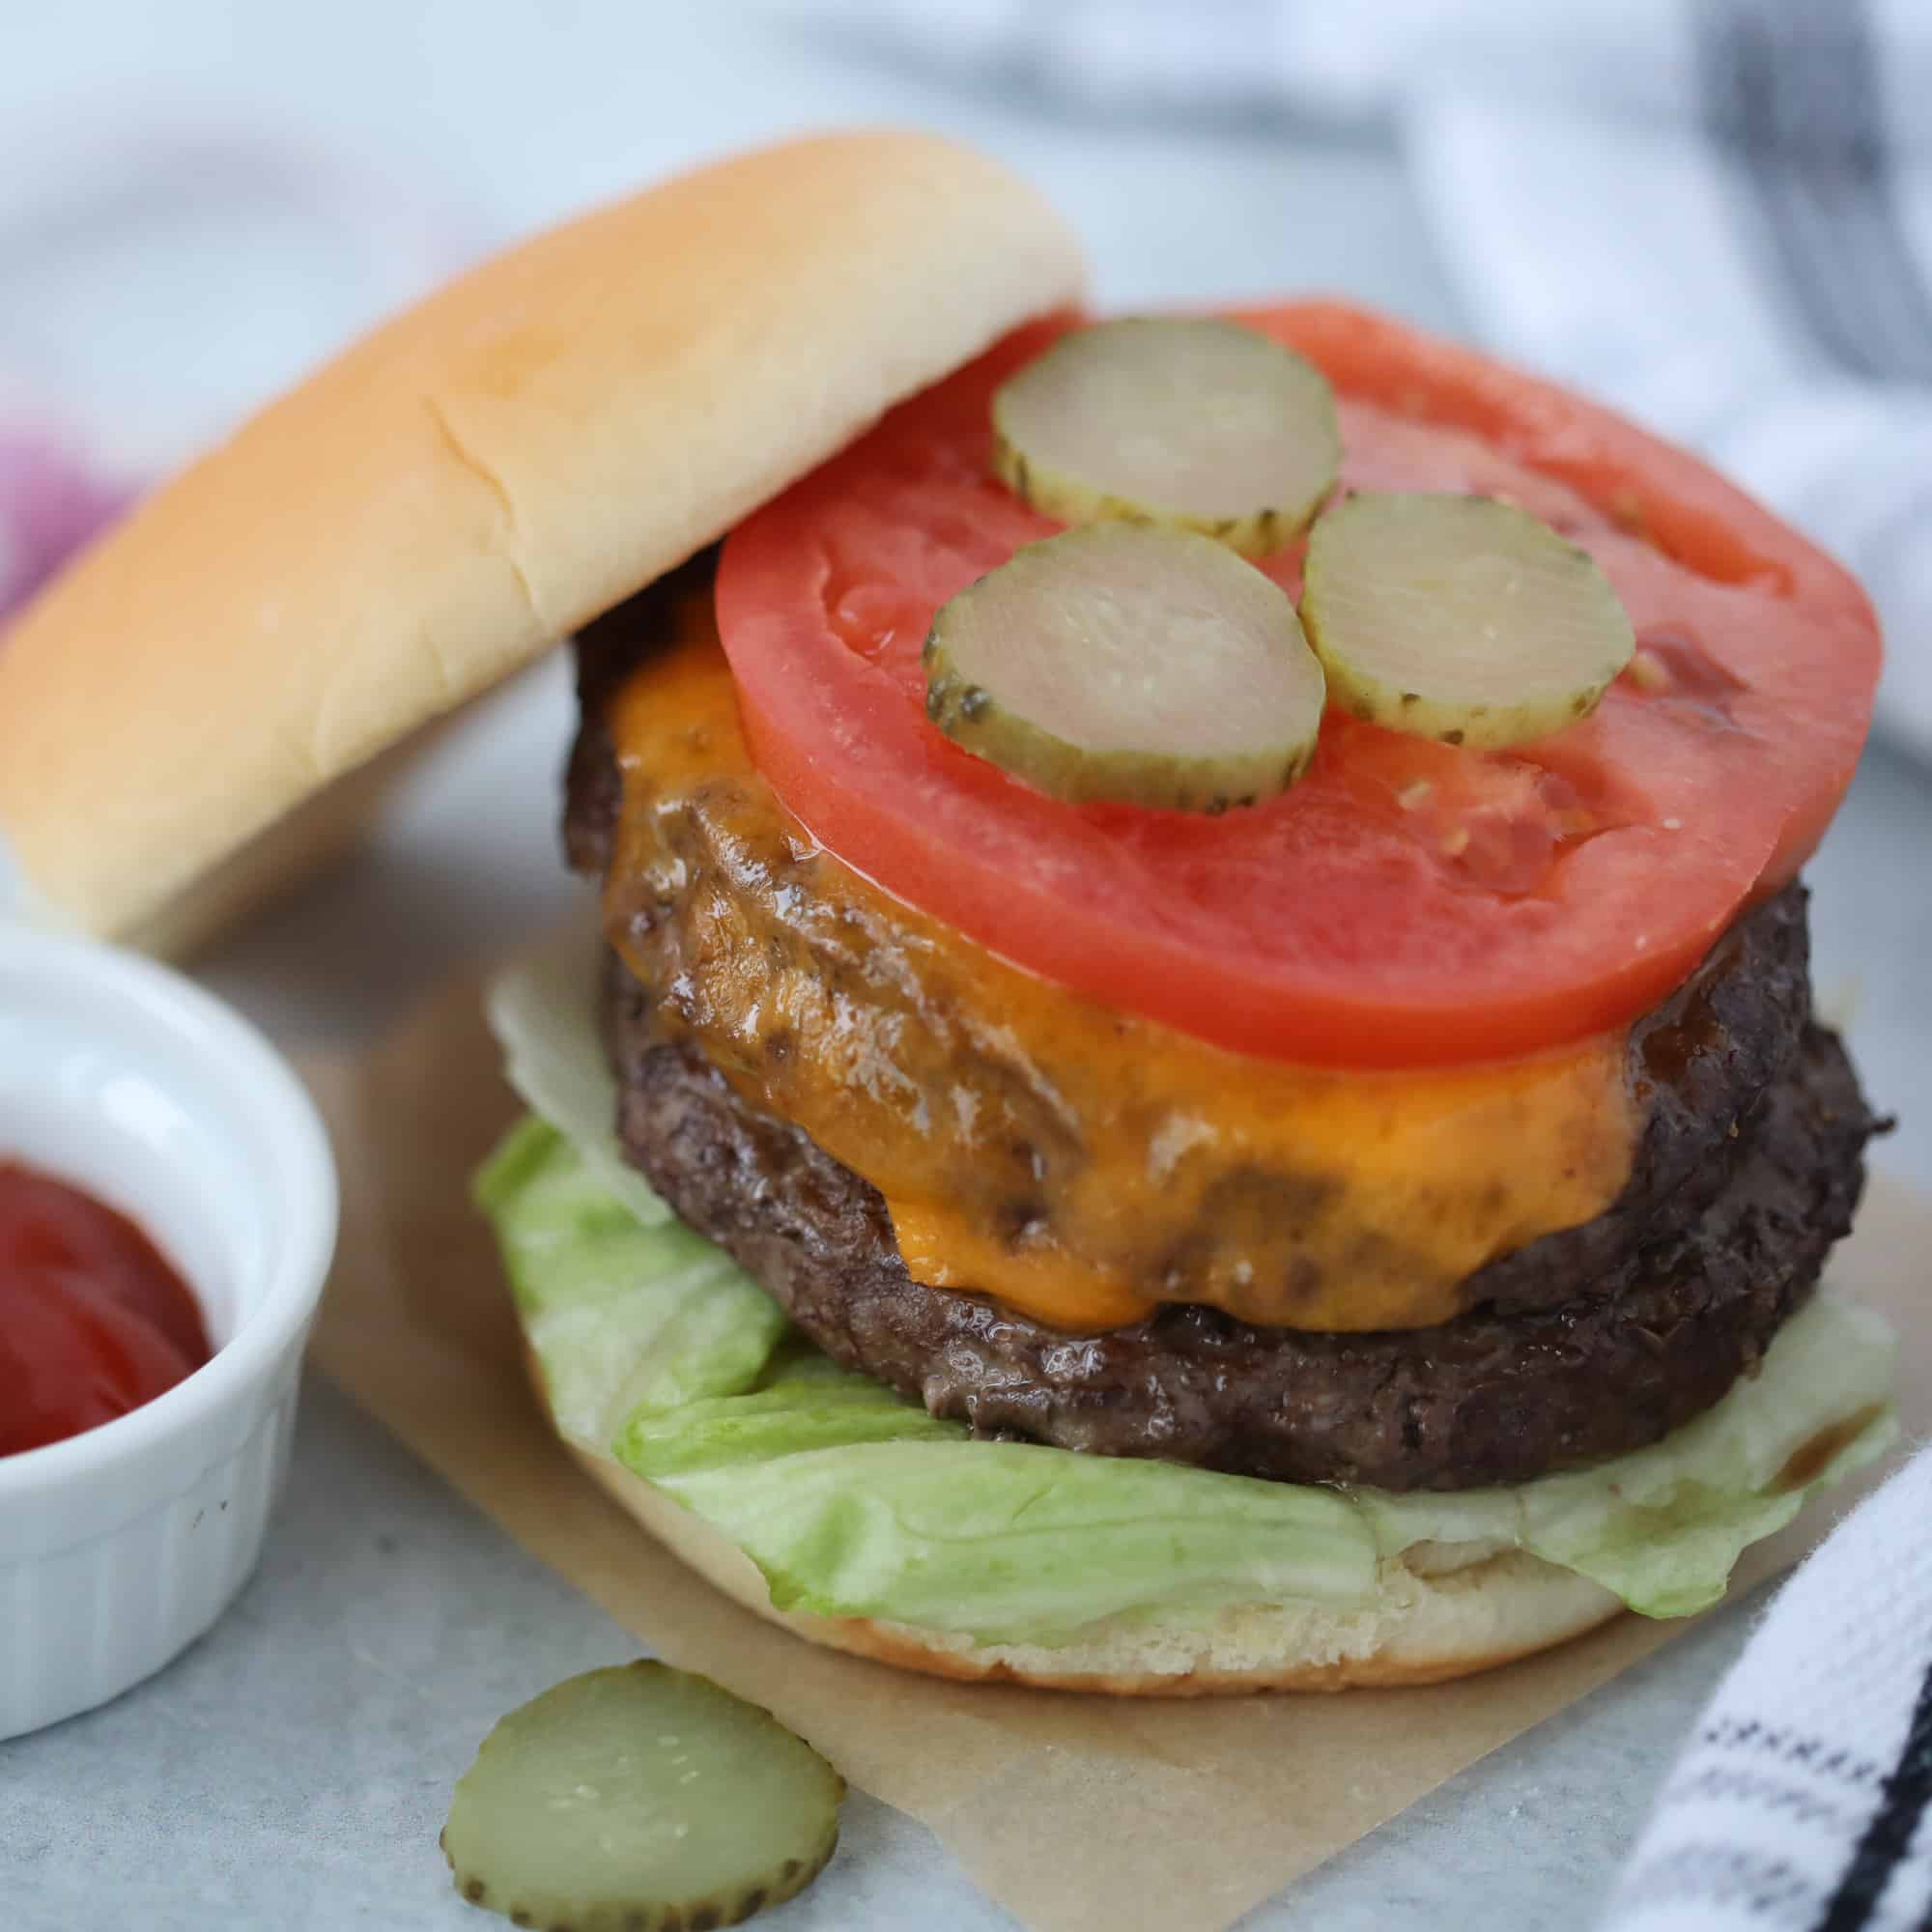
[1605,1446,1932,1932]
[783,0,1932,759]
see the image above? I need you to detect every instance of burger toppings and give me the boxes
[989,316,1340,554]
[923,525,1324,811]
[715,308,1880,1067]
[1299,491,1635,750]
[588,616,1638,1337]
[442,1663,843,1930]
[570,593,1868,1354]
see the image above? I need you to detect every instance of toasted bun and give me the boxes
[0,131,1084,952]
[528,1352,1623,1695]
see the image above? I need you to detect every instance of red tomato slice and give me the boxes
[716,307,1879,1067]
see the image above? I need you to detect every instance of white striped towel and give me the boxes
[1605,1446,1932,1932]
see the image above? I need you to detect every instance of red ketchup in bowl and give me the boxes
[0,1161,213,1456]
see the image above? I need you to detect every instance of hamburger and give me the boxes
[0,133,1895,1694]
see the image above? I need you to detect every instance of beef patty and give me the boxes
[568,587,1878,1491]
[601,949,1871,1492]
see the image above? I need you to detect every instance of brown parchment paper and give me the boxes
[300,978,1931,1932]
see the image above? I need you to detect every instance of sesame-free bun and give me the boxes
[0,131,1084,953]
[530,1354,1624,1696]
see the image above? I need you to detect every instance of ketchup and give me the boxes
[0,1161,213,1456]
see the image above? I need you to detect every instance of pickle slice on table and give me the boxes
[1299,492,1635,749]
[924,524,1325,812]
[443,1662,844,1931]
[992,317,1341,555]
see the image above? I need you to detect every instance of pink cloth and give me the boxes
[0,429,134,624]
[0,127,471,634]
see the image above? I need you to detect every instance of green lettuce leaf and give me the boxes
[477,941,1896,1644]
[621,1375,1378,1639]
[1354,1292,1896,1617]
[484,918,672,1229]
[475,1116,785,1447]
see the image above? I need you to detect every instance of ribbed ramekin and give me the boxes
[0,925,337,1739]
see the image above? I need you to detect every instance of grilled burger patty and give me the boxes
[568,603,1877,1492]
[600,951,1869,1492]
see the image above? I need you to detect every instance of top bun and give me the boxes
[0,131,1084,952]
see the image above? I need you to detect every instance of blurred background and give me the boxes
[1,0,1928,1178]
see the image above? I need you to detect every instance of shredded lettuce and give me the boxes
[477,942,1897,1643]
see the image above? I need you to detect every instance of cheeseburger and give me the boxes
[0,134,1895,1694]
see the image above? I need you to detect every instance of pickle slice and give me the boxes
[1299,492,1635,749]
[924,525,1324,812]
[443,1662,844,1931]
[991,317,1341,556]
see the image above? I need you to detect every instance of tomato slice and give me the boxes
[716,306,1879,1067]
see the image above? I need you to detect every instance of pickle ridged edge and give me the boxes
[1300,491,1634,751]
[923,525,1325,812]
[991,317,1342,557]
[441,1662,845,1932]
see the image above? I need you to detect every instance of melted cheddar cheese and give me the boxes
[603,611,1641,1334]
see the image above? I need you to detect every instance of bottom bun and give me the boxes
[537,1356,1625,1694]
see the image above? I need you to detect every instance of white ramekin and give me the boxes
[0,924,337,1739]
